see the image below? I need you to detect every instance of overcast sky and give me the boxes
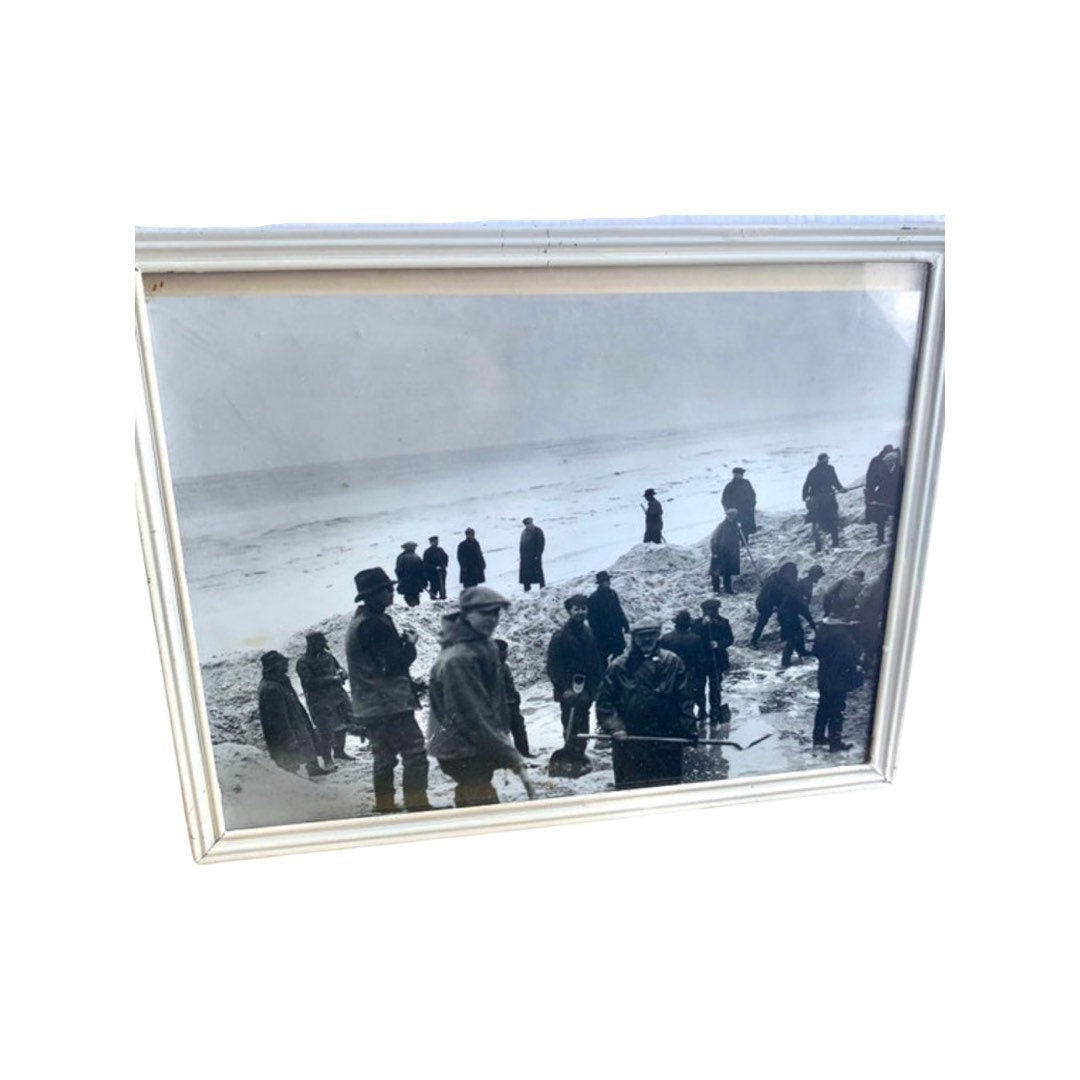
[146,289,920,478]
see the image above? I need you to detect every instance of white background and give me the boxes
[5,4,1075,1078]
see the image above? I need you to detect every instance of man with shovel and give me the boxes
[546,594,604,776]
[595,617,698,791]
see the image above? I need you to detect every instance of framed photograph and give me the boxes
[135,220,944,862]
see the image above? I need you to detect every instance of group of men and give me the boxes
[257,447,901,809]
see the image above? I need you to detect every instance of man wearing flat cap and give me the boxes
[692,598,735,724]
[423,535,449,600]
[519,517,546,592]
[427,586,525,807]
[595,617,697,790]
[642,489,664,544]
[587,571,630,666]
[721,467,757,535]
[395,541,427,607]
[546,594,604,768]
[257,651,334,778]
[345,567,434,813]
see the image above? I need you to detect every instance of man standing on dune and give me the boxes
[587,571,630,666]
[423,535,449,599]
[642,489,664,543]
[519,517,546,592]
[457,527,486,588]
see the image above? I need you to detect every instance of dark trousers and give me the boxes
[559,698,591,760]
[813,519,840,551]
[711,573,734,595]
[751,606,775,645]
[781,625,809,666]
[508,709,531,756]
[402,590,422,607]
[368,711,430,810]
[427,571,447,599]
[813,690,848,749]
[611,740,684,791]
[437,756,500,807]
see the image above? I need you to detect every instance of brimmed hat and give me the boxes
[305,631,326,644]
[732,467,746,474]
[428,535,439,543]
[260,650,288,672]
[643,488,656,498]
[458,585,511,611]
[701,598,721,611]
[595,571,611,583]
[629,616,662,633]
[817,453,829,462]
[401,541,418,550]
[564,594,589,612]
[522,517,533,525]
[353,567,395,601]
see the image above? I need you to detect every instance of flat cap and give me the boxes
[458,586,511,611]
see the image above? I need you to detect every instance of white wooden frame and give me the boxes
[135,220,945,863]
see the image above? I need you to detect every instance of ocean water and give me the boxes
[174,412,905,659]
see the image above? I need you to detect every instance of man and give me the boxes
[777,570,816,668]
[345,567,434,814]
[822,569,865,618]
[595,618,697,790]
[797,564,826,606]
[394,541,427,607]
[750,563,796,647]
[854,570,890,675]
[587,570,630,665]
[812,615,864,753]
[456,527,486,588]
[721,466,757,535]
[866,449,903,544]
[422,535,449,599]
[296,631,355,765]
[692,598,735,723]
[519,517,546,592]
[428,587,524,807]
[496,639,533,758]
[660,610,709,723]
[709,508,743,594]
[257,651,334,778]
[642,488,663,543]
[802,452,847,552]
[546,594,604,767]
[864,444,895,520]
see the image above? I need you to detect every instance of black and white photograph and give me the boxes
[141,257,928,830]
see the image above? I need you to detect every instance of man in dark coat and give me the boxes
[709,508,743,594]
[854,570,890,675]
[802,452,847,551]
[345,567,435,814]
[456,527,486,588]
[428,587,525,807]
[721,467,757,534]
[864,445,894,521]
[797,564,826,607]
[519,517,546,591]
[660,609,709,722]
[257,651,334,777]
[750,563,795,647]
[866,449,904,544]
[777,571,817,668]
[587,570,630,665]
[296,631,355,765]
[692,598,735,723]
[596,618,697,790]
[642,488,663,543]
[812,616,864,752]
[822,570,865,618]
[546,594,605,766]
[394,541,427,607]
[496,639,533,757]
[422,535,449,599]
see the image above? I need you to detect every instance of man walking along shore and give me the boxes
[345,567,435,814]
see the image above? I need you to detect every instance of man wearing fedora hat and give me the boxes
[721,466,757,535]
[642,489,663,544]
[595,617,697,790]
[587,570,630,666]
[257,651,334,778]
[427,586,524,807]
[345,567,434,813]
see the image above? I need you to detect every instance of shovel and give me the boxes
[579,733,773,752]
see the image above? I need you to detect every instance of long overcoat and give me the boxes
[422,544,449,591]
[587,586,630,660]
[295,649,352,736]
[802,463,844,527]
[457,537,487,587]
[709,519,742,577]
[691,615,734,675]
[866,462,904,526]
[643,496,664,543]
[721,477,757,533]
[813,620,864,696]
[258,674,318,769]
[596,646,697,790]
[519,524,546,586]
[395,551,427,599]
